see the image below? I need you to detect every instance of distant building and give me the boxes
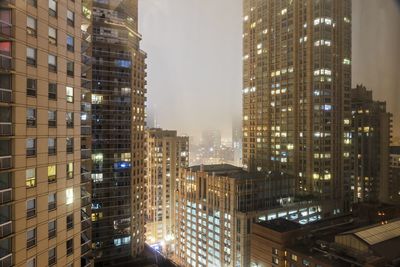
[242,0,353,214]
[232,116,242,167]
[351,85,392,203]
[389,146,400,203]
[251,203,400,267]
[145,129,189,254]
[201,129,221,150]
[174,164,322,267]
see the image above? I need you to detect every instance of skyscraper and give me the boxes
[145,128,189,254]
[242,0,352,213]
[0,0,92,266]
[91,0,147,264]
[351,85,392,203]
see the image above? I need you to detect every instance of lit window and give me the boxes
[66,86,74,102]
[66,188,73,205]
[26,168,36,187]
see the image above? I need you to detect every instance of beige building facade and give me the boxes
[0,0,92,266]
[145,129,189,254]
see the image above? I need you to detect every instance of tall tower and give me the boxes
[145,129,189,254]
[91,0,147,264]
[351,85,392,203]
[0,0,92,266]
[242,0,352,213]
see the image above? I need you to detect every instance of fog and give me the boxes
[139,0,400,139]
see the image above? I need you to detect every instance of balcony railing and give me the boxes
[0,188,12,204]
[0,123,12,136]
[0,157,12,170]
[0,252,12,267]
[0,55,12,71]
[0,89,11,103]
[81,149,91,160]
[0,221,12,238]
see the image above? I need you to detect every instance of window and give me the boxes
[27,47,37,66]
[48,165,56,183]
[26,138,36,157]
[48,192,56,210]
[302,259,310,266]
[27,0,37,7]
[48,27,57,45]
[27,78,37,97]
[49,0,57,17]
[48,54,57,72]
[67,61,74,76]
[27,258,36,267]
[273,248,278,255]
[66,137,74,153]
[27,198,36,218]
[26,228,36,248]
[66,112,74,128]
[26,108,36,127]
[66,188,73,204]
[0,140,11,157]
[26,168,36,187]
[48,220,56,239]
[272,257,279,264]
[48,247,56,266]
[49,83,57,100]
[67,35,74,52]
[66,214,74,230]
[27,16,37,36]
[0,74,11,102]
[66,238,73,255]
[67,10,74,26]
[48,110,57,127]
[48,138,56,155]
[66,162,73,179]
[66,86,74,102]
[291,254,298,261]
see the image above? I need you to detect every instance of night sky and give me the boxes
[140,0,400,140]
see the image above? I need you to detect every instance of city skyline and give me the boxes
[140,0,400,140]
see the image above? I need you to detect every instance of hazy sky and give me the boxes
[140,0,400,139]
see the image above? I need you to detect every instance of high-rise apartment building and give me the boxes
[90,0,147,264]
[145,128,189,254]
[242,0,352,213]
[0,0,92,266]
[174,164,322,267]
[351,85,392,203]
[389,146,400,203]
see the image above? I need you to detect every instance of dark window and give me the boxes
[48,247,56,266]
[27,0,37,7]
[48,54,57,72]
[48,138,56,155]
[0,74,12,103]
[66,112,74,128]
[48,83,57,100]
[27,198,36,218]
[26,228,36,248]
[48,110,57,127]
[27,78,37,97]
[66,137,74,153]
[26,108,36,127]
[66,239,73,255]
[67,61,74,76]
[48,192,56,210]
[66,214,74,230]
[48,220,56,239]
[26,138,36,157]
[27,47,37,66]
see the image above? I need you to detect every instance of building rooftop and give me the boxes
[257,218,302,233]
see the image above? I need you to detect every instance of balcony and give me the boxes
[0,89,11,103]
[0,221,12,238]
[81,171,91,183]
[0,22,12,37]
[0,157,12,170]
[0,55,12,72]
[0,189,12,204]
[0,123,11,136]
[81,149,91,160]
[81,126,91,136]
[0,253,12,267]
